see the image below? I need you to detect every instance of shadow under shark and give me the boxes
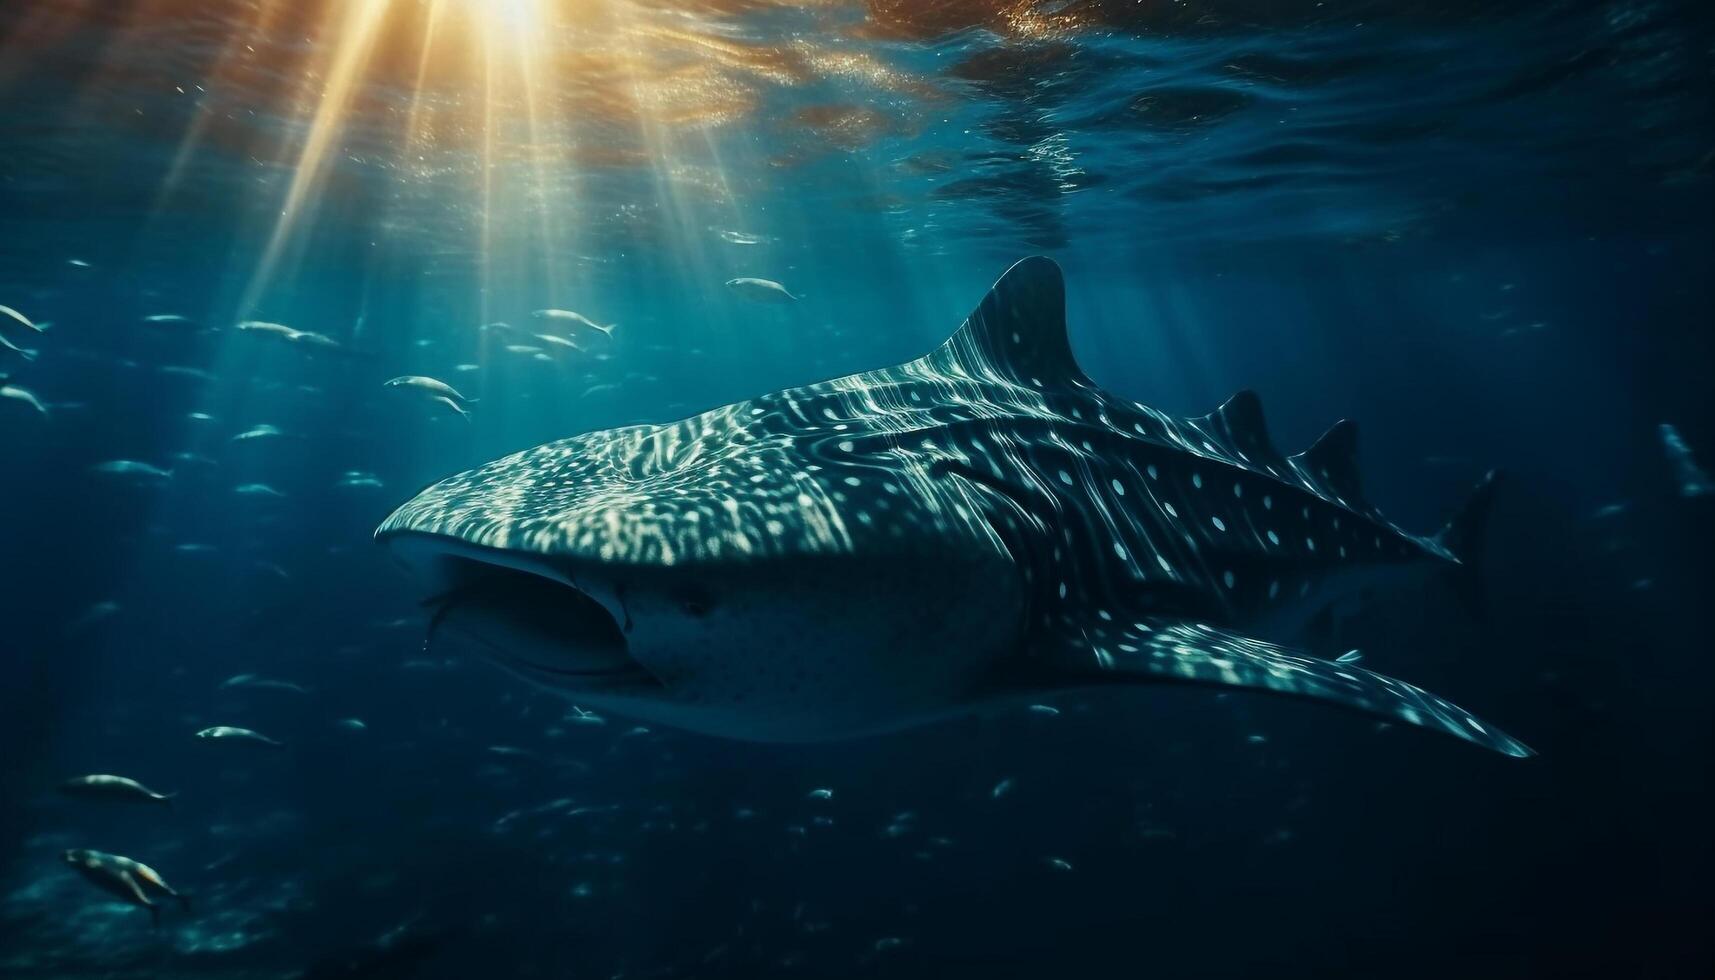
[377,257,1531,757]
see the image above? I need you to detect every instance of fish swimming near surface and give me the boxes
[384,375,469,404]
[91,459,173,481]
[232,424,287,443]
[531,309,616,340]
[1,303,45,333]
[384,375,472,420]
[236,319,345,351]
[0,329,37,360]
[1659,423,1712,498]
[141,314,206,331]
[377,257,1531,757]
[339,470,386,489]
[1,380,49,416]
[59,774,176,807]
[724,277,799,303]
[532,332,585,354]
[219,673,310,694]
[195,725,285,747]
[62,849,190,926]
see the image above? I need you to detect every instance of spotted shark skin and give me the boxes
[378,257,1532,757]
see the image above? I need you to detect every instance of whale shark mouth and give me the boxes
[386,533,656,687]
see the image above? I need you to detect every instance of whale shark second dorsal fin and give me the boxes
[1291,418,1366,508]
[1191,390,1284,472]
[932,256,1087,389]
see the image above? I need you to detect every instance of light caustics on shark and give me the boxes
[378,257,1532,757]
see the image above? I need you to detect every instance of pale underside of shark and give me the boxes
[377,257,1531,757]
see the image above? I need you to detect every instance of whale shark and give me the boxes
[377,257,1531,757]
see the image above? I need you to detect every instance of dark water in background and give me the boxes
[1,1,1712,977]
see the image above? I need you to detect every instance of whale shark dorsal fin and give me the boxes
[1292,418,1367,508]
[1192,390,1284,471]
[933,256,1087,388]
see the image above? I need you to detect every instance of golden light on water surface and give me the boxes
[0,0,1129,321]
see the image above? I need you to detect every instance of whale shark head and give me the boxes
[377,317,1038,739]
[379,257,1532,755]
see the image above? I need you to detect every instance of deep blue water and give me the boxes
[1,1,1712,977]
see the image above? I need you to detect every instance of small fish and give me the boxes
[336,718,367,731]
[231,423,283,441]
[383,375,469,404]
[62,849,189,926]
[1,304,45,333]
[195,725,284,747]
[431,395,470,420]
[338,471,385,489]
[724,277,800,303]
[531,309,615,339]
[67,258,93,268]
[67,600,121,633]
[91,460,172,480]
[235,319,296,338]
[385,376,471,420]
[806,788,833,800]
[0,330,37,360]
[141,314,197,327]
[58,774,176,808]
[234,483,287,498]
[289,330,342,349]
[1044,857,1074,872]
[170,451,217,468]
[991,777,1015,799]
[1026,704,1060,716]
[1,383,48,416]
[1660,423,1713,498]
[532,332,584,353]
[237,320,341,350]
[1335,650,1364,664]
[219,673,309,694]
[159,365,216,381]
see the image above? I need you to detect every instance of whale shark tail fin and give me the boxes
[1035,619,1533,757]
[1435,469,1501,620]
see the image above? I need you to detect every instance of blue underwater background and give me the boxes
[1,1,1712,977]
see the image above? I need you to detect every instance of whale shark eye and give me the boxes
[672,585,717,618]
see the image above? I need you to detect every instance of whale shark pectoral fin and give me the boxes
[1067,620,1534,757]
